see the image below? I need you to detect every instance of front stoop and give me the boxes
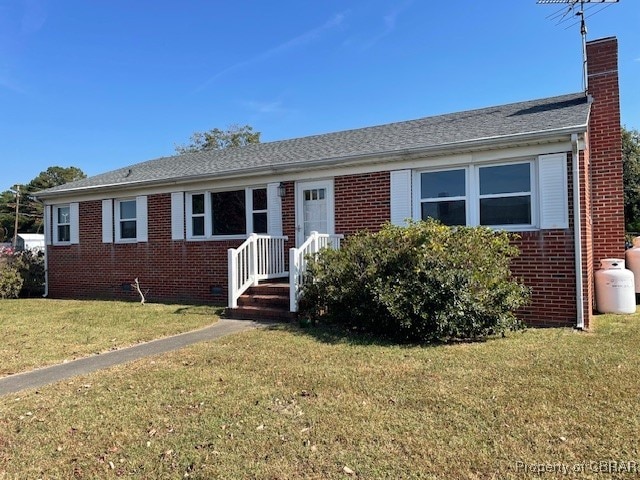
[226,282,296,321]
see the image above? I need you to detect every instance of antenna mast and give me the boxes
[537,0,619,92]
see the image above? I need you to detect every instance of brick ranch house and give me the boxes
[37,37,623,329]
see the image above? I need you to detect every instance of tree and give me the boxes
[623,127,640,232]
[175,124,260,154]
[27,166,86,191]
[0,166,86,242]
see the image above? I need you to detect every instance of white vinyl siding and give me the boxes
[102,199,113,243]
[538,153,569,229]
[44,205,52,246]
[136,195,148,242]
[390,170,412,226]
[69,202,80,244]
[171,192,185,240]
[267,182,283,236]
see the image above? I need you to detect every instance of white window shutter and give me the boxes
[69,202,80,244]
[267,182,283,236]
[539,153,569,229]
[102,199,113,243]
[390,170,412,226]
[44,205,52,246]
[136,195,148,242]
[171,192,185,240]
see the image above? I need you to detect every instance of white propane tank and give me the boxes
[625,237,640,294]
[595,259,636,314]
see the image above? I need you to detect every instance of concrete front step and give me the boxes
[226,281,294,321]
[248,283,289,297]
[226,305,295,321]
[238,294,289,309]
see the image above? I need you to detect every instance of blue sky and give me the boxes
[1,0,638,189]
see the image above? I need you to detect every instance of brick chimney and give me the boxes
[586,37,624,266]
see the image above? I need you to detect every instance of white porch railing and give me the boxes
[289,231,343,313]
[228,234,289,308]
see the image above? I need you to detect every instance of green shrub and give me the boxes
[299,220,530,342]
[14,250,45,297]
[0,266,24,299]
[0,248,45,298]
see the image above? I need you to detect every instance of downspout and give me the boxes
[43,241,48,298]
[40,199,48,298]
[572,133,584,329]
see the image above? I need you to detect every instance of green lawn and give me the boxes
[1,309,639,478]
[0,299,220,376]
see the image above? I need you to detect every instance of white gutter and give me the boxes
[572,133,584,329]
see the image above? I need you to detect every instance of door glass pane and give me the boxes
[480,196,531,225]
[480,164,530,195]
[421,200,466,226]
[303,188,328,237]
[421,170,465,199]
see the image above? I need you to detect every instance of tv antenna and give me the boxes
[537,0,619,91]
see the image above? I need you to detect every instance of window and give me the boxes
[478,163,531,226]
[186,187,268,239]
[116,199,137,241]
[55,205,71,243]
[212,190,246,235]
[191,194,206,237]
[416,161,534,229]
[251,188,268,234]
[419,169,466,226]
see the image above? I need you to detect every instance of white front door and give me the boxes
[295,180,335,246]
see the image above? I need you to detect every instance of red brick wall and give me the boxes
[46,169,581,326]
[335,172,391,235]
[510,154,577,326]
[586,37,624,324]
[47,194,242,304]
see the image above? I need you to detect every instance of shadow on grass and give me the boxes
[265,318,530,349]
[265,321,449,349]
[173,305,225,316]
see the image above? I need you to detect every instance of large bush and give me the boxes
[0,247,45,298]
[0,265,23,299]
[299,220,530,342]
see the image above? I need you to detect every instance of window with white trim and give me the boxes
[190,193,206,237]
[186,187,268,239]
[416,160,535,229]
[116,199,137,241]
[251,188,268,234]
[478,163,532,226]
[54,205,71,243]
[419,168,467,226]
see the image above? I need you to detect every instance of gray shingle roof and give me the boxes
[38,92,589,197]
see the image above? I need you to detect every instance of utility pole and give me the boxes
[12,185,20,248]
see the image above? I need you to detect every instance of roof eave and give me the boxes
[36,123,588,200]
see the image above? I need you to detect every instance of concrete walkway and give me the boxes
[0,318,264,396]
